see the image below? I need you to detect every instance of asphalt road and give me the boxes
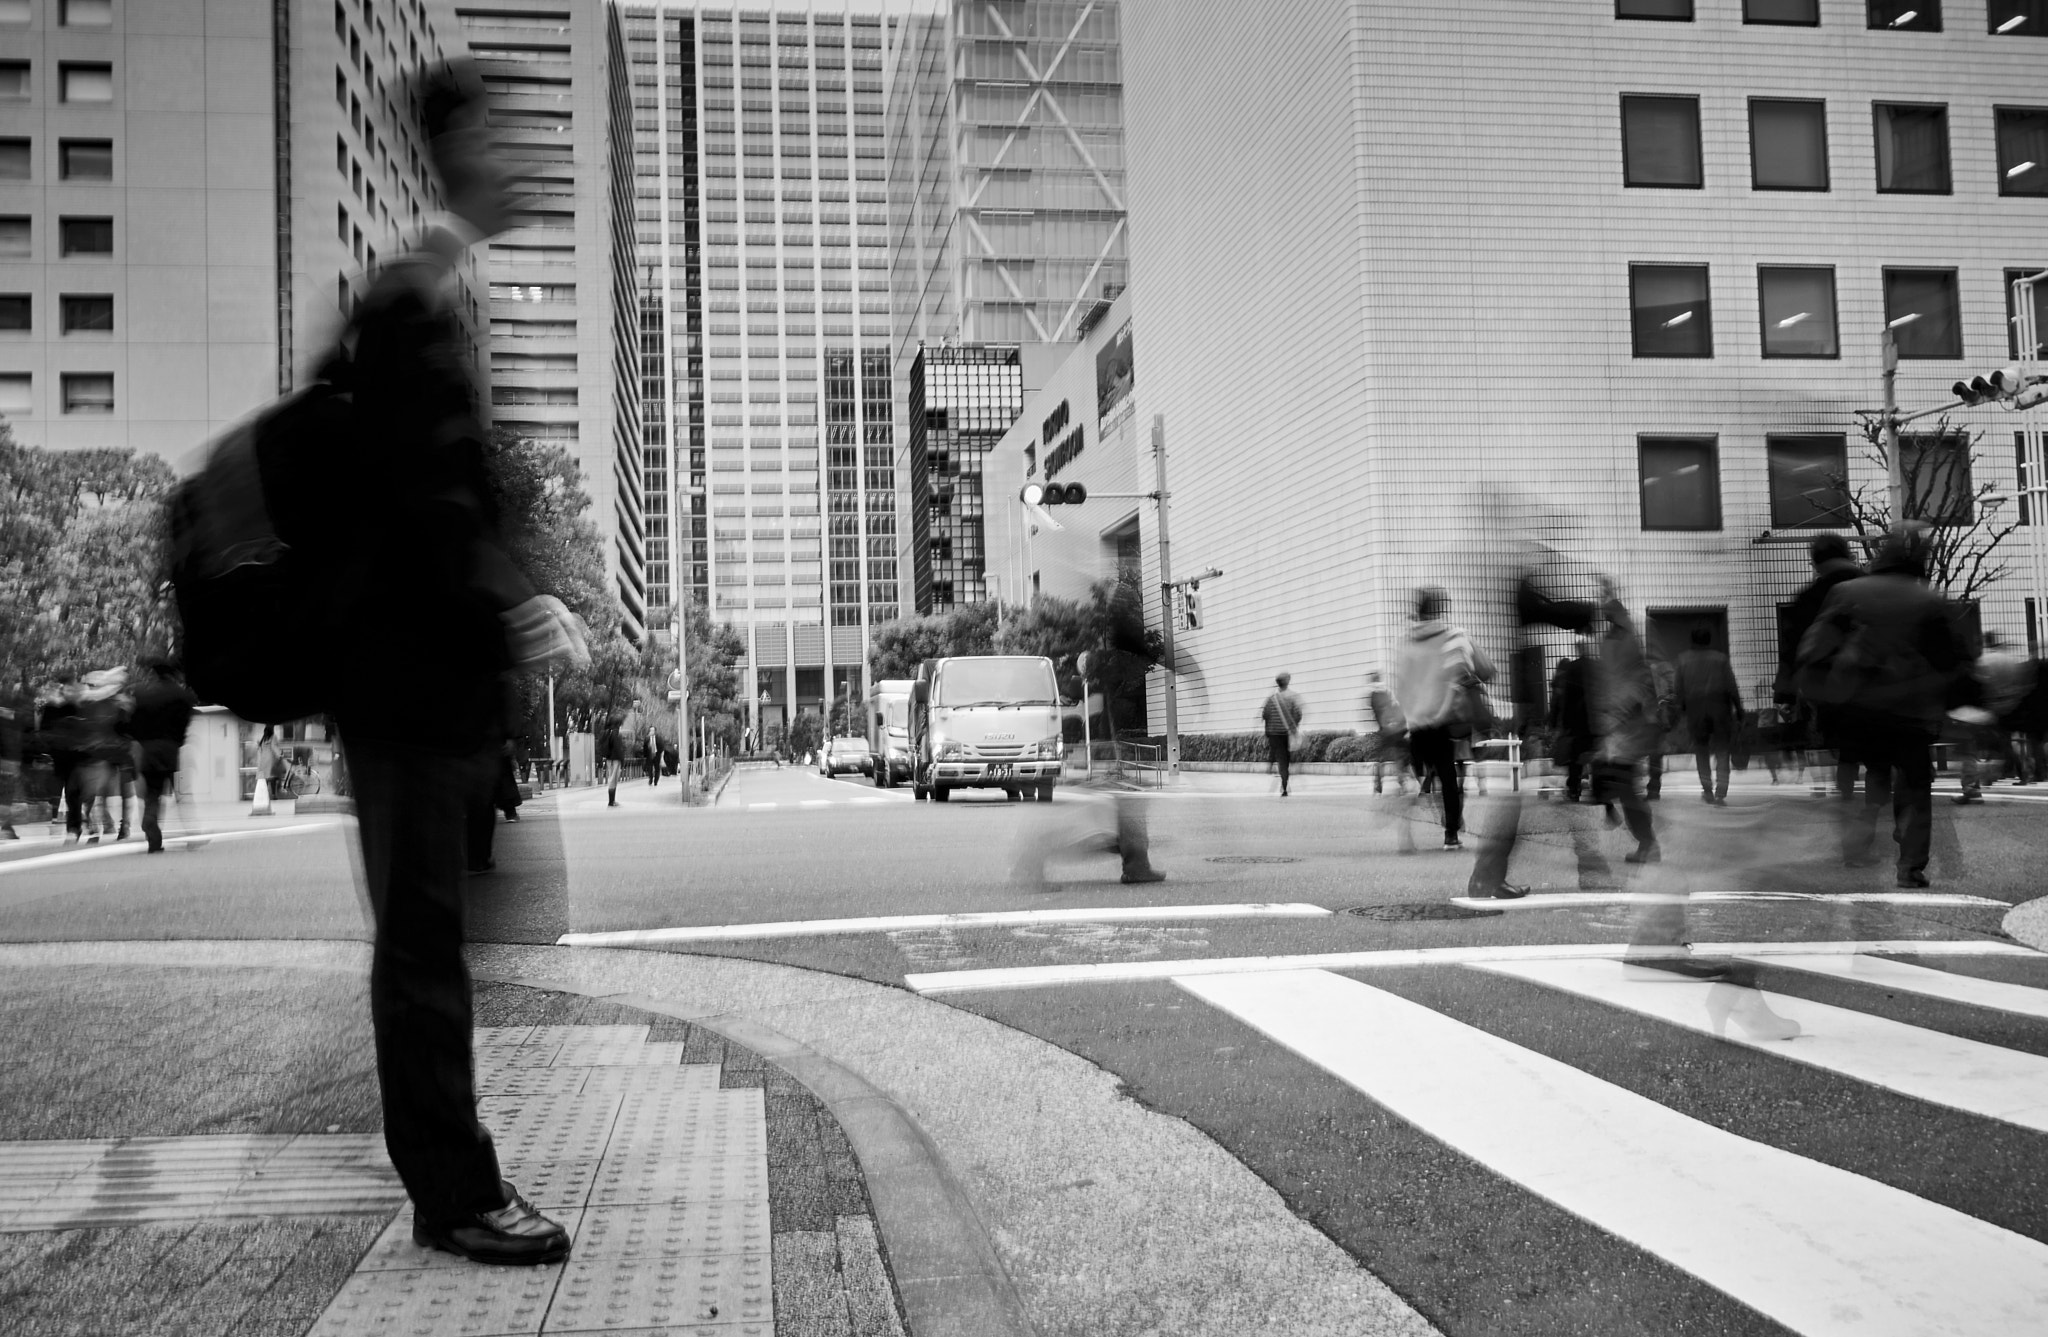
[6,763,2048,1335]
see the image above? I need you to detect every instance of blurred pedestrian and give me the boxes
[77,668,130,841]
[1548,641,1596,802]
[1393,587,1491,850]
[1591,604,1662,865]
[1675,628,1743,804]
[327,60,586,1267]
[598,714,626,807]
[0,697,20,839]
[1778,534,1866,796]
[1365,669,1407,795]
[252,724,281,815]
[1641,644,1676,801]
[126,657,198,853]
[1260,672,1305,797]
[644,721,661,786]
[1797,527,1966,887]
[1955,632,2033,801]
[36,677,85,840]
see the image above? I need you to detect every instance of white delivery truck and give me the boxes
[866,678,914,788]
[909,655,1064,802]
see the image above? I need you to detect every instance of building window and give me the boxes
[1990,2,2047,34]
[62,0,114,25]
[0,294,28,330]
[1883,268,1962,359]
[1868,0,1940,28]
[0,62,28,99]
[1745,0,1818,22]
[1901,432,1972,524]
[336,203,349,242]
[1616,0,1692,17]
[1767,436,1851,527]
[0,1,26,23]
[0,139,27,180]
[1873,103,1950,192]
[60,294,113,332]
[0,216,27,257]
[1630,264,1713,357]
[1995,107,2048,196]
[2017,434,2039,525]
[60,64,114,104]
[59,139,113,181]
[2011,270,2047,360]
[1749,99,1828,190]
[1639,436,1722,531]
[59,216,112,256]
[1758,266,1839,358]
[0,373,27,410]
[1621,95,1702,188]
[60,372,114,414]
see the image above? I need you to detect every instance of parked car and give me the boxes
[820,735,873,777]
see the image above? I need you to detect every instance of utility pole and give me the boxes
[1882,315,1920,526]
[672,615,689,799]
[1153,414,1179,776]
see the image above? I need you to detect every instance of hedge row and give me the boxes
[1160,731,1399,764]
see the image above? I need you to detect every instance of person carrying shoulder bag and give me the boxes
[1261,673,1305,797]
[1393,586,1493,850]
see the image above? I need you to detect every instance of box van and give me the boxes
[867,678,914,787]
[909,655,1063,802]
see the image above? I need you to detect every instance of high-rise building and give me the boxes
[904,343,1021,611]
[0,0,484,470]
[1113,0,2047,733]
[884,0,1128,613]
[453,0,646,641]
[618,1,901,740]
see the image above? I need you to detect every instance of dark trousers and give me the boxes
[139,765,176,851]
[55,757,81,834]
[1266,733,1292,793]
[1594,758,1657,851]
[1844,723,1935,876]
[1410,727,1463,841]
[1692,720,1732,798]
[346,736,504,1225]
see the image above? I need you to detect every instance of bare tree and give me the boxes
[1827,413,2019,602]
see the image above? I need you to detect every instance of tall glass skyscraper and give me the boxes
[619,1,900,738]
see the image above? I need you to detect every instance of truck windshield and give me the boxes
[935,658,1056,707]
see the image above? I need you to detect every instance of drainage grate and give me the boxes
[1342,902,1503,921]
[1206,855,1303,865]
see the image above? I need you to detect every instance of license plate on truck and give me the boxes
[984,764,1013,779]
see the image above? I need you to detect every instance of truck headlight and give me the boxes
[1035,735,1063,759]
[936,739,963,760]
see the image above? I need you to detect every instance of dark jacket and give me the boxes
[330,256,535,754]
[126,677,199,772]
[1798,571,1966,733]
[1776,556,1863,703]
[1549,657,1592,751]
[1674,648,1742,733]
[596,723,626,763]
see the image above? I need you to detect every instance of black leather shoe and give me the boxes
[1624,844,1661,864]
[413,1183,570,1266]
[1897,871,1931,889]
[1120,867,1167,884]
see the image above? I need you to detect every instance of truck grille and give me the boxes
[973,745,1025,759]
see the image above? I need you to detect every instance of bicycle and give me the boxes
[273,759,322,799]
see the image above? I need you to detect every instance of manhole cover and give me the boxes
[1206,855,1302,865]
[1342,902,1503,921]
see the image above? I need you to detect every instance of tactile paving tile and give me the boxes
[574,1201,770,1260]
[584,1152,767,1209]
[548,1028,658,1067]
[578,1064,723,1096]
[477,1092,622,1164]
[542,1251,771,1331]
[476,1045,566,1072]
[473,1026,536,1047]
[357,1208,586,1272]
[479,1067,593,1098]
[306,1264,559,1337]
[498,1159,600,1212]
[607,1089,766,1159]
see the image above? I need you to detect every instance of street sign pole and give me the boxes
[1153,414,1179,777]
[1883,324,1907,525]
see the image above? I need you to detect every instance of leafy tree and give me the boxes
[1830,415,2019,601]
[868,601,999,678]
[0,427,177,699]
[787,709,822,762]
[994,575,1160,737]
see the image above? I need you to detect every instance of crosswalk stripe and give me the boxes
[1179,967,2048,1337]
[1751,953,2048,1019]
[903,938,2041,995]
[1446,891,2008,911]
[1475,958,2048,1134]
[0,822,342,880]
[559,902,1331,947]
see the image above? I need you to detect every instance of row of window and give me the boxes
[0,1,113,27]
[0,291,109,330]
[1628,263,2040,360]
[1618,0,2044,32]
[0,214,112,256]
[1621,96,2046,196]
[0,369,113,413]
[1637,431,2020,532]
[0,137,106,181]
[0,60,111,103]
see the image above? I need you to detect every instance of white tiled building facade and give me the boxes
[1117,0,2047,735]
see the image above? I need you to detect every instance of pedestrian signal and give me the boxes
[1952,366,2026,406]
[1184,589,1202,629]
[1020,482,1088,505]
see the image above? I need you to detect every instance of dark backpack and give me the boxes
[168,363,358,723]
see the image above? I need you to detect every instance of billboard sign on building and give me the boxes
[1095,319,1135,432]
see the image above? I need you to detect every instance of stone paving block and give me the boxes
[833,1216,906,1337]
[358,1209,588,1272]
[224,1217,387,1337]
[769,1159,833,1234]
[575,1200,770,1260]
[544,1250,771,1331]
[772,1231,851,1337]
[307,1263,560,1336]
[584,1152,766,1209]
[677,1029,726,1066]
[825,1173,869,1220]
[498,1159,601,1212]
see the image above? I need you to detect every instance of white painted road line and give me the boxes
[903,939,2041,995]
[1180,968,2048,1337]
[1476,958,2048,1134]
[558,901,1333,948]
[0,822,342,878]
[1751,954,2048,1021]
[1446,891,2009,911]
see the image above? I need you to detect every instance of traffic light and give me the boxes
[1184,588,1202,629]
[1953,366,2026,406]
[1019,482,1088,505]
